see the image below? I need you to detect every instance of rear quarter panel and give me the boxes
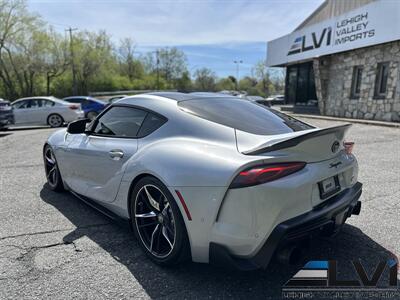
[52,105,79,122]
[113,112,257,262]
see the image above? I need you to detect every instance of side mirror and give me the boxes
[67,118,90,134]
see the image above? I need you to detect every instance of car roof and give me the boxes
[64,96,91,100]
[14,96,70,105]
[115,91,227,111]
[144,92,195,101]
[118,92,245,118]
[141,92,236,102]
[246,95,264,100]
[63,96,105,103]
[110,95,128,99]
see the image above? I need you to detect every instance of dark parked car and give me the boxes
[0,99,14,130]
[63,96,108,120]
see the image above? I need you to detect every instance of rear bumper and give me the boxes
[209,182,362,270]
[0,113,14,127]
[64,110,85,122]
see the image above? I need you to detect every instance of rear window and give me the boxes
[64,98,81,103]
[178,98,313,135]
[138,113,166,137]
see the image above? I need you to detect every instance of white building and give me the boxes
[267,0,400,122]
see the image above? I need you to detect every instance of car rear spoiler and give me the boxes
[243,124,352,155]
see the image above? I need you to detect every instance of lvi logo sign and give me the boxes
[283,260,398,288]
[287,27,332,56]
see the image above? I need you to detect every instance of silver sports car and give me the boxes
[43,92,362,269]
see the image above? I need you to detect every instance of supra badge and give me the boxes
[331,141,340,153]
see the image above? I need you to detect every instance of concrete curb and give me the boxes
[290,113,400,128]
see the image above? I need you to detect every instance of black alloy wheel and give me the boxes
[131,176,190,265]
[43,145,64,191]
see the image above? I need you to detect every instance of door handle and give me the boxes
[109,149,124,160]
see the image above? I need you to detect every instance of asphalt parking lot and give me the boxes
[0,118,399,299]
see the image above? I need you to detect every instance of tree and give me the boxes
[143,47,188,88]
[238,76,257,93]
[253,60,271,96]
[175,71,192,92]
[158,47,187,83]
[269,68,286,94]
[0,0,45,98]
[193,68,216,91]
[252,60,286,96]
[41,29,70,95]
[73,30,115,94]
[1,1,290,99]
[215,77,236,91]
[118,37,144,80]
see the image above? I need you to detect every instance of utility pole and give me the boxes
[156,50,160,90]
[66,27,78,95]
[233,60,243,90]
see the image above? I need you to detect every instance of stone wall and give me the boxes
[314,40,400,122]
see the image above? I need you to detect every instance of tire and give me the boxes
[86,111,98,120]
[43,145,64,192]
[47,114,64,128]
[130,176,190,266]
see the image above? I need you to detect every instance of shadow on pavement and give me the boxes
[40,185,399,299]
[0,132,12,138]
[7,126,52,131]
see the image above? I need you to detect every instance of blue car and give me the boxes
[63,96,108,120]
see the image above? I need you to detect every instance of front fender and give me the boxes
[46,128,68,149]
[45,129,77,186]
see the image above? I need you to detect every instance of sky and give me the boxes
[27,0,324,78]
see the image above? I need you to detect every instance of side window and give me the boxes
[374,62,389,98]
[42,100,55,107]
[93,106,147,137]
[30,99,42,108]
[138,113,166,137]
[66,98,81,103]
[13,100,30,109]
[350,66,363,99]
[82,99,91,106]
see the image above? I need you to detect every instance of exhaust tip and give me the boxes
[352,201,361,215]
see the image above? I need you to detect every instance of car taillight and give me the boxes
[344,141,354,155]
[230,162,306,189]
[69,105,80,110]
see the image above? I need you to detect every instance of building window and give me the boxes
[374,62,389,98]
[350,66,363,99]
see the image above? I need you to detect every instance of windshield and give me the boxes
[178,98,314,135]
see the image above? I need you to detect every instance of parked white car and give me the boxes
[11,96,84,127]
